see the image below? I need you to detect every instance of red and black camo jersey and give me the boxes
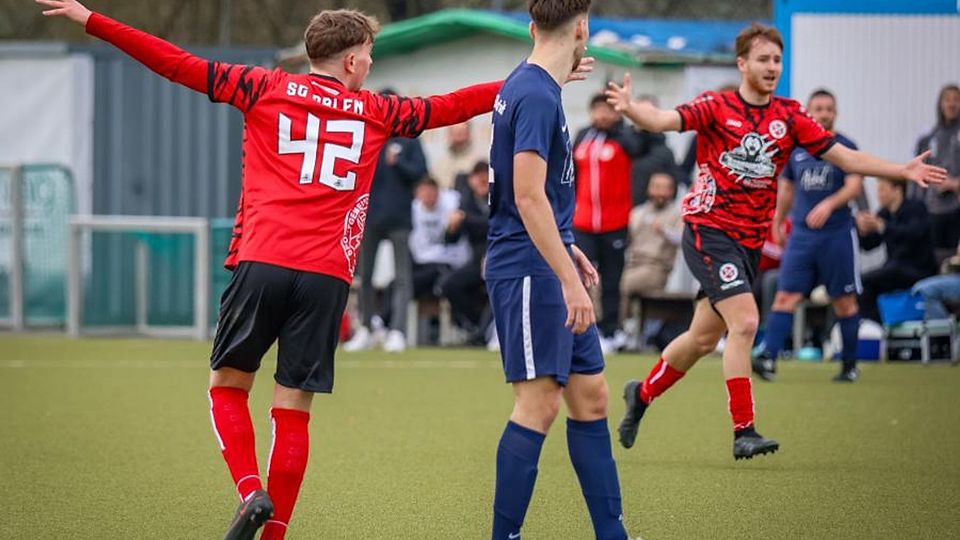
[86,13,500,284]
[676,90,836,249]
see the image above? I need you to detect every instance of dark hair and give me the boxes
[304,10,380,62]
[878,177,906,194]
[379,87,398,96]
[471,160,490,176]
[528,0,592,32]
[735,23,783,58]
[937,83,960,127]
[589,92,610,108]
[808,88,835,104]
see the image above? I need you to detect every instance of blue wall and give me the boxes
[774,0,959,96]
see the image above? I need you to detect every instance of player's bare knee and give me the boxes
[727,317,759,342]
[273,384,313,412]
[833,295,859,318]
[565,375,609,419]
[692,330,723,357]
[209,367,255,392]
[773,292,802,312]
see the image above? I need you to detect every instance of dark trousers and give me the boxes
[441,260,487,331]
[860,264,929,323]
[358,227,411,331]
[412,262,451,299]
[930,208,960,262]
[574,227,628,337]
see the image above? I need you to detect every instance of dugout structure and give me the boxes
[67,216,211,340]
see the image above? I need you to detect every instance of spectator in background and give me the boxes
[431,121,487,191]
[630,94,679,204]
[913,84,960,263]
[857,178,938,323]
[573,92,647,352]
[620,171,682,299]
[409,177,471,300]
[441,161,492,344]
[912,243,960,320]
[345,94,427,353]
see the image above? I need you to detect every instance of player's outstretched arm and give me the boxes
[38,0,209,94]
[514,152,595,334]
[36,0,89,24]
[38,0,268,110]
[605,73,681,133]
[822,146,946,188]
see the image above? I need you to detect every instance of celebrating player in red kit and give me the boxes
[33,0,547,537]
[606,23,945,460]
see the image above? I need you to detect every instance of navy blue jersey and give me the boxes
[782,133,858,233]
[485,62,575,279]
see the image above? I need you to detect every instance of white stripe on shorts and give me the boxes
[522,276,536,379]
[850,227,863,294]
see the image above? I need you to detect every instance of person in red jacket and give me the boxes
[35,1,514,538]
[572,93,648,351]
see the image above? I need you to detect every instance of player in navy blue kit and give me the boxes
[486,2,635,539]
[753,89,865,382]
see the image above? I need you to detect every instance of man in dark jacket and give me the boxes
[345,89,429,353]
[857,177,938,323]
[441,160,491,344]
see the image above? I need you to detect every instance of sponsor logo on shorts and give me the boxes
[719,262,744,291]
[719,263,739,283]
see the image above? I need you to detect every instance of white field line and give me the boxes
[0,358,498,370]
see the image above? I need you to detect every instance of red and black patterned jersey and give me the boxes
[676,90,835,249]
[86,13,500,284]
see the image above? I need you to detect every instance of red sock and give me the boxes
[725,377,755,431]
[208,387,262,501]
[261,408,311,540]
[639,358,686,404]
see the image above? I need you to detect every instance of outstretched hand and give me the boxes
[565,57,595,84]
[35,0,91,25]
[903,150,947,188]
[605,72,633,113]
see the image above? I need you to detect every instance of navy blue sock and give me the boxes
[763,311,793,358]
[492,421,545,540]
[838,314,860,370]
[567,418,628,540]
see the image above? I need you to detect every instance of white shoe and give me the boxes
[599,334,620,356]
[486,326,500,352]
[343,326,374,352]
[383,329,407,353]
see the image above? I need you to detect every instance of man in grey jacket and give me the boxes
[913,84,960,263]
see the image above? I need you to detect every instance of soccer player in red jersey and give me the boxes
[605,23,946,460]
[35,0,546,537]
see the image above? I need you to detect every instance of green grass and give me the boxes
[2,335,959,539]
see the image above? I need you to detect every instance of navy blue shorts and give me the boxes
[487,275,605,386]
[778,227,862,298]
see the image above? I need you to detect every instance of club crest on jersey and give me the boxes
[341,194,369,276]
[719,132,778,187]
[768,120,787,140]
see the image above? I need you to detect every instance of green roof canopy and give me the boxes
[372,9,640,67]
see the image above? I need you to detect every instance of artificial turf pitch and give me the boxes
[1,335,959,539]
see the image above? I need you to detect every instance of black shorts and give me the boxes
[682,224,760,305]
[210,261,349,393]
